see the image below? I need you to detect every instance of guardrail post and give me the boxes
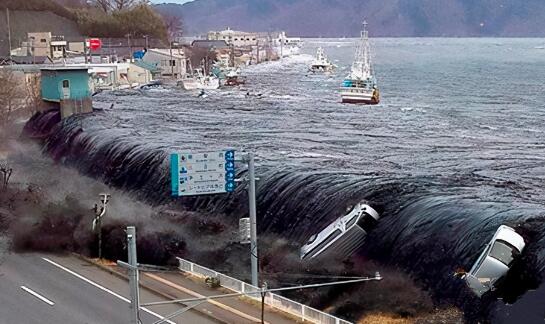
[302,305,306,322]
[190,262,194,272]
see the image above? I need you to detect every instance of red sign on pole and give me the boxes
[88,38,102,51]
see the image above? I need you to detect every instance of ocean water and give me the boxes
[28,38,545,321]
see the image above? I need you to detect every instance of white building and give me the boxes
[142,48,187,79]
[207,28,258,48]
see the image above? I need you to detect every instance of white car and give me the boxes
[300,202,380,260]
[464,225,525,297]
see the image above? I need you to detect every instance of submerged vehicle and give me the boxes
[310,47,335,73]
[340,20,380,105]
[300,202,380,260]
[463,225,525,297]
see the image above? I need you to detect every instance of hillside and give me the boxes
[0,10,82,56]
[154,0,545,36]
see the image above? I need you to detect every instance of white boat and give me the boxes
[181,69,220,90]
[309,47,335,73]
[275,31,303,57]
[340,20,380,105]
[300,202,380,260]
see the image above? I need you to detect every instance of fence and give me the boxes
[177,257,352,324]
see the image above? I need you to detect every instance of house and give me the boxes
[40,67,92,118]
[142,48,187,79]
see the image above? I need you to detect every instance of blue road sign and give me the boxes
[171,150,236,196]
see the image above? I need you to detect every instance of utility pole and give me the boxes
[6,8,12,61]
[246,153,258,287]
[93,193,110,260]
[280,32,284,59]
[256,40,260,64]
[127,33,132,62]
[127,226,140,324]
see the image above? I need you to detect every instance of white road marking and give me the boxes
[42,257,176,324]
[20,286,55,306]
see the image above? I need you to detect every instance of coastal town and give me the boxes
[1,21,304,119]
[1,1,545,324]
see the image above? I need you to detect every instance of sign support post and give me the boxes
[246,152,259,287]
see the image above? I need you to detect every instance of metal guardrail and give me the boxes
[177,257,352,324]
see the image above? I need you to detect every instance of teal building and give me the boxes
[40,67,91,102]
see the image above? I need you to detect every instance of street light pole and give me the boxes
[93,193,110,260]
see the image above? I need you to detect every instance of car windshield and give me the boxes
[490,240,517,266]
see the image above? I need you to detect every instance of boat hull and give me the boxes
[182,78,220,90]
[340,88,380,105]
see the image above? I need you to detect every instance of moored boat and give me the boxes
[340,21,380,105]
[180,68,220,90]
[310,47,335,73]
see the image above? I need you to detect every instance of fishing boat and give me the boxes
[224,68,246,86]
[340,21,380,105]
[309,47,335,73]
[181,67,220,90]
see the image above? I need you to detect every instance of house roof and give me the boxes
[191,40,230,49]
[132,60,160,73]
[0,56,53,65]
[40,66,89,71]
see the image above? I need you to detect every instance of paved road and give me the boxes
[0,253,218,324]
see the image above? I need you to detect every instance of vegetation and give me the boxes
[73,4,169,39]
[0,69,23,130]
[1,0,172,41]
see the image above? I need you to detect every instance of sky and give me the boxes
[149,0,195,4]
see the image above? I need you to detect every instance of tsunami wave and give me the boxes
[23,110,545,315]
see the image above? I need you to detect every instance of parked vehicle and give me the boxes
[300,202,380,260]
[463,225,525,297]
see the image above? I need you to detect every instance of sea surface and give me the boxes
[30,38,545,322]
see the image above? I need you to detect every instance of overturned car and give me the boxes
[300,202,380,261]
[463,225,525,297]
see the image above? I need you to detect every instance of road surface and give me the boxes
[0,253,218,324]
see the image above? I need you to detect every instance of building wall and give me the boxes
[143,50,186,78]
[41,70,91,102]
[28,32,52,58]
[208,30,258,48]
[128,64,152,84]
[60,97,93,119]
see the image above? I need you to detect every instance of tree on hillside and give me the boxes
[161,13,183,41]
[92,0,147,12]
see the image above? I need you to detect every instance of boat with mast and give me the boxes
[340,20,379,105]
[310,47,335,73]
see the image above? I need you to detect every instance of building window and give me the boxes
[170,60,176,66]
[62,79,70,88]
[41,39,47,43]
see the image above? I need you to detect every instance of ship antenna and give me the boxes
[362,20,368,39]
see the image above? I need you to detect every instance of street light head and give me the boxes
[99,193,111,204]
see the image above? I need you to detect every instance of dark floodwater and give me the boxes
[27,38,545,322]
